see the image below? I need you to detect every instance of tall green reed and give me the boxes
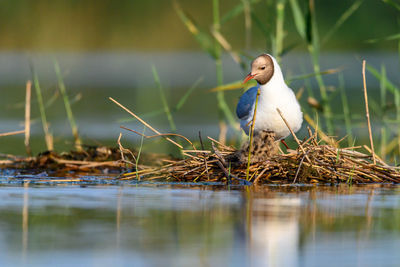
[30,65,53,151]
[174,0,236,137]
[274,0,286,63]
[289,0,363,135]
[54,60,82,151]
[338,73,353,147]
[379,65,387,160]
[151,65,176,132]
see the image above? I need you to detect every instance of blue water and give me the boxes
[0,180,398,267]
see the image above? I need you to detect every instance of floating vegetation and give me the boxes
[0,146,125,172]
[118,129,400,185]
[2,90,400,185]
[2,127,399,185]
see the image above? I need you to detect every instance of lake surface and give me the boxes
[0,180,399,267]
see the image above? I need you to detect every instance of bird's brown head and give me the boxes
[243,54,274,85]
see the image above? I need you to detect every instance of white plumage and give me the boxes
[236,54,302,140]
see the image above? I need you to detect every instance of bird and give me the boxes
[236,54,303,148]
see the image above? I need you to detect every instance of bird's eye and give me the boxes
[260,66,266,70]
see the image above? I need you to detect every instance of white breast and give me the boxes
[254,82,303,139]
[239,56,303,139]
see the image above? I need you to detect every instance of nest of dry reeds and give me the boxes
[119,129,400,184]
[2,95,399,185]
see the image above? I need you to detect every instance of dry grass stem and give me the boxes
[362,60,376,164]
[277,108,311,163]
[0,130,25,137]
[109,97,182,149]
[120,126,195,150]
[24,80,32,155]
[116,124,399,184]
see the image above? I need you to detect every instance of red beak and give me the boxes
[243,73,255,84]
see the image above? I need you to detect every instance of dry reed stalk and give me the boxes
[362,60,376,164]
[303,113,337,146]
[109,97,182,149]
[276,108,312,163]
[120,126,196,150]
[0,130,25,137]
[117,133,136,166]
[218,121,227,145]
[24,81,32,156]
[211,28,242,65]
[120,124,400,184]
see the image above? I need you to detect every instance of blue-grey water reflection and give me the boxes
[0,183,399,267]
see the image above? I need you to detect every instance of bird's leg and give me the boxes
[280,139,290,149]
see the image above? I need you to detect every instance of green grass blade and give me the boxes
[286,67,343,83]
[289,0,306,40]
[395,90,400,155]
[173,1,216,59]
[54,59,82,151]
[30,64,53,151]
[380,127,387,161]
[275,0,287,62]
[307,0,333,134]
[322,0,364,44]
[221,2,246,25]
[174,77,203,111]
[380,64,387,108]
[151,65,176,132]
[136,126,146,180]
[366,63,400,94]
[213,0,237,130]
[379,64,388,160]
[366,32,400,43]
[221,0,260,25]
[338,73,353,146]
[210,80,244,92]
[382,0,400,11]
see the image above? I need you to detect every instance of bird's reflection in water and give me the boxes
[244,187,301,267]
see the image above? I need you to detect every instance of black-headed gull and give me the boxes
[236,54,302,146]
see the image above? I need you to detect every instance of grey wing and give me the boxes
[236,86,259,119]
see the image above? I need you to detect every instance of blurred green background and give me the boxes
[0,0,398,51]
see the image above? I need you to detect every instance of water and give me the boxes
[0,182,399,267]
